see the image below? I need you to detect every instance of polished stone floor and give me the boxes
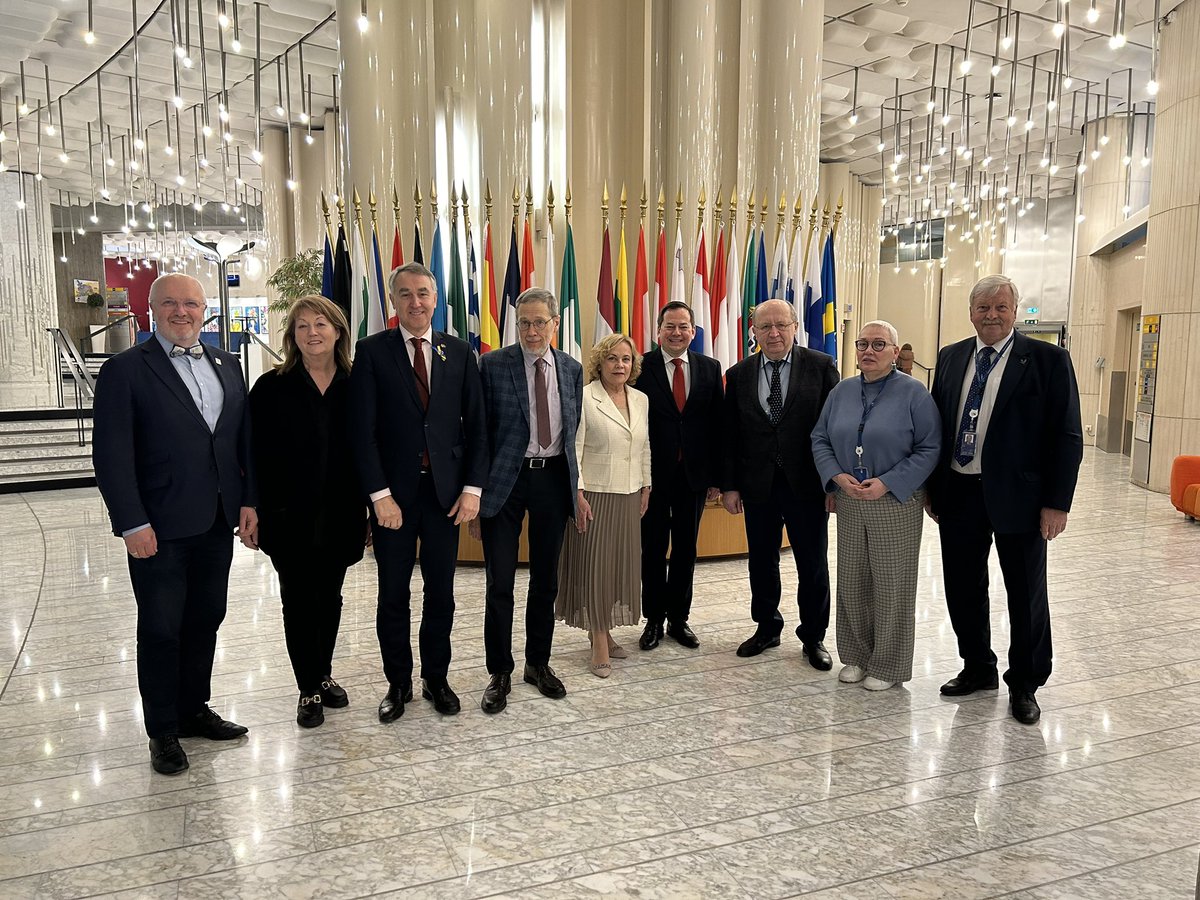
[0,448,1197,899]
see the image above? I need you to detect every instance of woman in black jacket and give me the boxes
[249,295,367,727]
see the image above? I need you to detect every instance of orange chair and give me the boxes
[1170,455,1200,519]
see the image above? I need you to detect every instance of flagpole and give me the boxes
[337,194,346,229]
[831,191,846,239]
[746,190,756,239]
[512,182,521,235]
[601,180,609,231]
[392,184,401,243]
[564,180,572,226]
[525,177,533,225]
[714,187,723,276]
[792,192,804,245]
[675,183,684,251]
[414,179,423,249]
[369,190,379,235]
[547,181,555,239]
[802,198,818,271]
[322,192,332,242]
[758,190,768,235]
[656,186,665,240]
[775,192,786,250]
[696,185,706,245]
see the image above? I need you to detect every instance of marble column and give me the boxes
[260,126,295,347]
[1141,0,1200,490]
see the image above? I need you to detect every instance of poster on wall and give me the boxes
[73,279,100,304]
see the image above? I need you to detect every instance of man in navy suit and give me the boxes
[633,300,723,651]
[350,262,488,721]
[470,287,583,713]
[93,273,256,776]
[928,275,1083,725]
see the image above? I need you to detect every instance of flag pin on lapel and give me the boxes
[214,357,222,365]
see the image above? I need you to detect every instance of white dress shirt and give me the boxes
[523,348,564,457]
[951,331,1014,475]
[661,348,691,401]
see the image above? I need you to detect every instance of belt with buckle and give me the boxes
[525,455,561,469]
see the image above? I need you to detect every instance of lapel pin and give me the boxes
[213,357,222,366]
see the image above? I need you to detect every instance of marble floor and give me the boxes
[0,448,1198,899]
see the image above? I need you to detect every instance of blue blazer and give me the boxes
[92,338,256,541]
[478,344,583,518]
[349,328,488,511]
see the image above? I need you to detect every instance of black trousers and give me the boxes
[272,553,348,694]
[640,465,707,625]
[741,467,830,644]
[937,471,1053,692]
[127,508,234,738]
[372,474,459,684]
[481,456,571,675]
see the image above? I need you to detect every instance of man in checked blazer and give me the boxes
[721,299,840,668]
[470,287,583,713]
[350,262,488,722]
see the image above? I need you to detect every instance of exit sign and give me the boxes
[1024,318,1039,324]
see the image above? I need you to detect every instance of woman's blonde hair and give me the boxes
[277,295,353,374]
[585,333,641,385]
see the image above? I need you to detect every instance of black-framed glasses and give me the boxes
[854,339,893,352]
[517,318,555,331]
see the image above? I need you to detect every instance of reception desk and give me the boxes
[457,500,789,563]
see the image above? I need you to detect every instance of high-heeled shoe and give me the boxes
[607,640,628,659]
[590,661,612,679]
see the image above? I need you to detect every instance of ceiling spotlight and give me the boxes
[202,124,213,138]
[89,213,99,223]
[251,148,263,163]
[304,133,314,145]
[960,59,972,74]
[940,114,950,126]
[175,174,186,185]
[990,64,1001,77]
[1091,149,1101,159]
[1063,77,1074,89]
[105,156,115,167]
[133,136,145,150]
[163,219,173,227]
[221,202,230,212]
[16,199,25,209]
[1087,3,1099,22]
[1048,98,1058,111]
[223,131,233,143]
[1122,154,1132,166]
[128,218,138,227]
[1001,35,1013,50]
[173,95,183,108]
[199,157,209,168]
[1049,163,1060,174]
[59,254,68,263]
[231,38,242,53]
[1109,33,1126,49]
[217,12,230,28]
[1076,214,1086,223]
[129,159,140,171]
[938,145,948,155]
[100,188,110,199]
[46,124,56,136]
[77,227,86,236]
[1147,80,1159,95]
[141,202,151,212]
[982,156,993,168]
[1025,119,1036,131]
[848,112,858,126]
[18,102,29,116]
[1078,162,1088,173]
[1006,115,1017,127]
[34,172,42,181]
[275,104,285,117]
[1100,134,1110,145]
[175,45,186,58]
[877,141,885,152]
[286,179,298,191]
[1141,155,1151,167]
[164,145,174,156]
[1052,22,1066,38]
[84,30,96,44]
[183,56,193,68]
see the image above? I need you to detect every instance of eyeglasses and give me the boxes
[855,339,894,352]
[755,322,796,334]
[158,298,205,312]
[517,318,554,332]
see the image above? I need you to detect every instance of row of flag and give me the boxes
[318,189,839,369]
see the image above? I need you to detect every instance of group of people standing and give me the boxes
[92,266,1081,777]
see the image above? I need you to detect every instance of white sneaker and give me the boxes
[863,676,895,691]
[838,665,866,683]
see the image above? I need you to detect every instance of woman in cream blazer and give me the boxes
[556,334,652,677]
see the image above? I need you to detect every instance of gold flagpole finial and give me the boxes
[525,177,533,221]
[449,183,458,226]
[821,199,832,231]
[639,181,647,224]
[729,187,738,227]
[369,190,379,228]
[619,183,628,225]
[601,180,610,229]
[511,182,520,230]
[792,192,804,233]
[758,191,768,227]
[564,180,573,224]
[484,179,493,224]
[675,184,684,234]
[656,185,665,231]
[352,188,362,223]
[414,180,423,223]
[746,189,756,231]
[715,186,724,227]
[696,185,706,236]
[321,192,331,230]
[392,184,400,225]
[430,180,439,219]
[809,197,819,230]
[336,194,346,227]
[461,184,471,232]
[546,180,555,230]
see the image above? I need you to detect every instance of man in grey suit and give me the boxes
[471,287,584,713]
[721,299,839,667]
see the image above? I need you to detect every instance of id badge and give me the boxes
[852,465,869,481]
[959,430,977,460]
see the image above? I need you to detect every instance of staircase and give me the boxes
[0,409,96,494]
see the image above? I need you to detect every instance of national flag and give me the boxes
[465,217,481,355]
[412,211,424,265]
[802,225,824,352]
[740,221,757,357]
[820,229,838,360]
[447,213,467,340]
[787,223,806,345]
[594,225,615,342]
[391,223,403,269]
[430,215,448,332]
[500,223,521,347]
[755,227,769,309]
[632,223,650,353]
[367,221,386,336]
[721,219,742,367]
[710,223,728,366]
[614,221,629,336]
[331,224,352,327]
[670,223,685,305]
[385,223,403,329]
[480,221,500,353]
[653,223,668,328]
[521,216,535,291]
[689,227,711,355]
[321,228,334,300]
[350,216,371,341]
[769,225,789,300]
[558,219,583,362]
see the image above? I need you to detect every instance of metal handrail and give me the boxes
[45,328,94,444]
[234,319,281,385]
[89,312,137,339]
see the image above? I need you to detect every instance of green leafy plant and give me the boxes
[266,248,323,312]
[85,292,106,309]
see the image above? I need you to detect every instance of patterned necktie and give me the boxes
[534,357,551,449]
[767,359,784,425]
[671,358,686,413]
[410,338,431,468]
[954,346,997,466]
[169,344,204,359]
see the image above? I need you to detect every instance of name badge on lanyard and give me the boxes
[854,372,893,481]
[959,409,980,461]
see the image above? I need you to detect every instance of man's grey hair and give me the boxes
[388,262,436,296]
[860,319,899,346]
[515,287,559,318]
[969,274,1020,307]
[752,298,799,326]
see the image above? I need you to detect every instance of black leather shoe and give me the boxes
[297,693,324,728]
[377,682,413,723]
[940,668,1000,696]
[736,632,781,658]
[802,641,833,671]
[422,678,461,715]
[148,736,189,775]
[481,673,511,714]
[639,621,664,651]
[523,663,567,699]
[177,706,249,741]
[319,677,349,709]
[666,621,700,649]
[1010,689,1041,725]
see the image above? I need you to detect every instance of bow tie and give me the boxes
[169,344,204,360]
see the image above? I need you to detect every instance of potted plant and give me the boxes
[86,291,107,323]
[266,248,323,312]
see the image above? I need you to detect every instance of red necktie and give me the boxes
[672,358,686,412]
[410,338,431,467]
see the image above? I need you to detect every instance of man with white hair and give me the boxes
[927,274,1082,725]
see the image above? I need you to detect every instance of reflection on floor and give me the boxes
[0,448,1198,899]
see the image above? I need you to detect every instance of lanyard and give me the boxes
[964,333,1015,432]
[856,369,895,453]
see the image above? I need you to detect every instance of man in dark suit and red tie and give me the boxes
[92,273,256,776]
[721,299,839,667]
[632,300,724,651]
[349,262,488,722]
[927,274,1083,725]
[470,287,583,713]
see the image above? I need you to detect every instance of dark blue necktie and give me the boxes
[169,344,204,360]
[767,360,784,425]
[954,346,997,466]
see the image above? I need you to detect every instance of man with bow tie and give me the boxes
[927,275,1083,725]
[93,273,257,776]
[350,262,488,722]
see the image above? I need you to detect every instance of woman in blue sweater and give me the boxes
[811,321,941,690]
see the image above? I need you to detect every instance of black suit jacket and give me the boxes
[92,338,256,541]
[633,349,724,492]
[349,328,488,510]
[249,366,367,566]
[722,347,839,503]
[927,331,1083,533]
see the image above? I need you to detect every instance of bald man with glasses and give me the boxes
[721,299,840,667]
